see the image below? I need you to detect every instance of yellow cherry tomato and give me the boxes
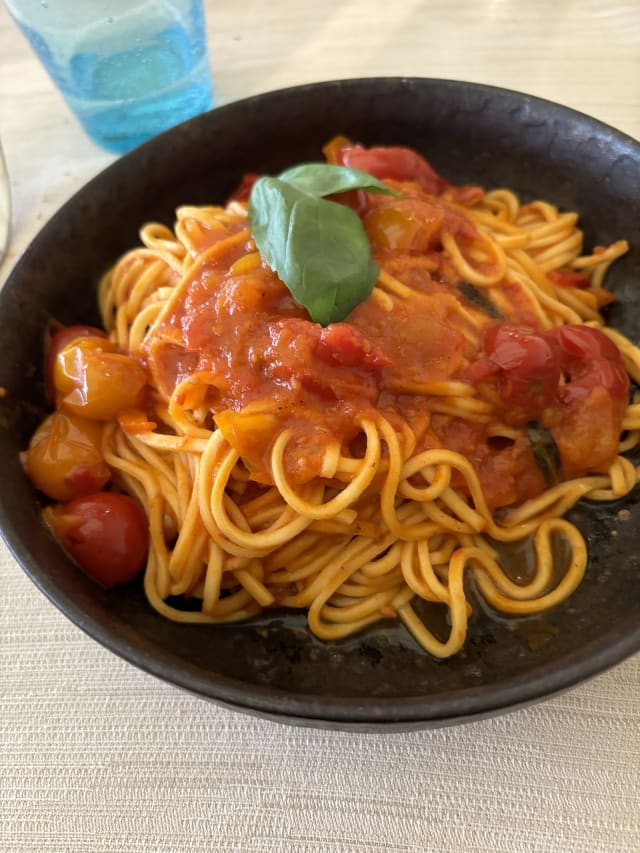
[54,336,147,420]
[23,411,111,502]
[364,199,444,252]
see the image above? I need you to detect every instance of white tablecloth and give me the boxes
[1,2,639,850]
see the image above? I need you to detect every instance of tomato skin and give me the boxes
[46,325,107,404]
[46,492,149,588]
[24,411,110,502]
[54,336,148,420]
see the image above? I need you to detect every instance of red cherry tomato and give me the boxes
[468,324,561,419]
[553,325,628,402]
[323,137,483,204]
[46,324,107,404]
[46,492,149,588]
[337,144,449,195]
[554,324,621,363]
[468,322,629,419]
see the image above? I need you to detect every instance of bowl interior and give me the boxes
[1,78,640,729]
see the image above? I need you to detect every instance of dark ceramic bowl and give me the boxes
[1,78,640,731]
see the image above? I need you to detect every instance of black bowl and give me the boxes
[1,78,640,731]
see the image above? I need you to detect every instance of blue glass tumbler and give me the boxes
[5,0,214,153]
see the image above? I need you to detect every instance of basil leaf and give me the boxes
[249,176,379,326]
[279,163,400,199]
[457,281,503,320]
[248,163,400,325]
[527,422,562,486]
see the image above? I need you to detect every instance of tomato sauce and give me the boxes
[143,174,628,509]
[143,192,529,506]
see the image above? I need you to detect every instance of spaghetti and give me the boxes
[28,139,640,658]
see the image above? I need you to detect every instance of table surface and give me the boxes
[1,2,639,851]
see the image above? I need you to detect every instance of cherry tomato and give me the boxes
[45,324,107,404]
[468,322,629,419]
[554,325,628,402]
[468,323,561,420]
[364,200,445,252]
[467,321,629,476]
[46,492,149,588]
[54,336,148,420]
[554,324,621,363]
[337,144,449,195]
[24,411,110,502]
[329,140,484,206]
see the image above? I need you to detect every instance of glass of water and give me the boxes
[4,0,214,153]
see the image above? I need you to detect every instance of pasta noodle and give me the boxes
[34,141,640,659]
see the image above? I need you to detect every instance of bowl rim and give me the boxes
[2,76,640,729]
